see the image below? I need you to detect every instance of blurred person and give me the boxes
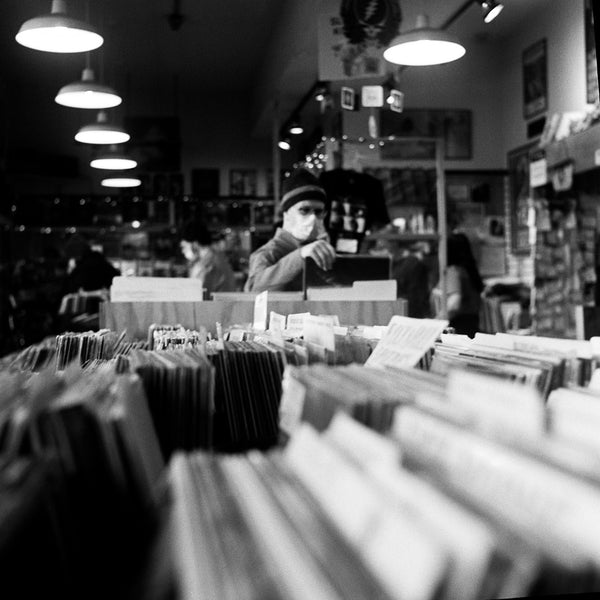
[67,245,121,292]
[180,219,237,295]
[245,169,336,292]
[390,241,432,318]
[442,232,484,337]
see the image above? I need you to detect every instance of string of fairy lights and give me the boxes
[293,133,432,172]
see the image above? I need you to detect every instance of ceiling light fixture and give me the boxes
[480,0,504,23]
[101,177,142,188]
[314,84,329,102]
[288,119,304,135]
[90,146,137,170]
[278,138,291,151]
[56,67,122,109]
[15,0,103,54]
[383,14,466,66]
[75,111,130,145]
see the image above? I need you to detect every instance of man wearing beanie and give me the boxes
[244,169,336,291]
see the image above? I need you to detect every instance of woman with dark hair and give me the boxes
[179,219,237,295]
[445,232,483,337]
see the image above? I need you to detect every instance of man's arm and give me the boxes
[245,247,304,291]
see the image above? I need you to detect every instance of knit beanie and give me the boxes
[280,169,327,213]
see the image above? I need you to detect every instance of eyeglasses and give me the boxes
[296,205,327,218]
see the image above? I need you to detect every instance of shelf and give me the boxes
[364,232,439,242]
[545,121,600,173]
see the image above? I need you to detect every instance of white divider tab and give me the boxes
[304,315,336,352]
[365,316,448,369]
[253,290,268,331]
[268,311,286,332]
[447,370,545,437]
[279,368,307,435]
[286,312,310,336]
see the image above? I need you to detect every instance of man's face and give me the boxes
[283,200,327,242]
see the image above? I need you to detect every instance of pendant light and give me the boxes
[15,0,103,54]
[56,67,122,109]
[101,177,141,188]
[90,146,137,170]
[278,137,291,151]
[75,111,130,145]
[480,0,504,24]
[288,118,304,135]
[383,14,466,66]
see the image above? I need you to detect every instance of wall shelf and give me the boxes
[545,121,600,173]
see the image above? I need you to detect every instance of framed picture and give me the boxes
[229,169,257,197]
[523,39,548,120]
[341,86,356,111]
[507,142,537,255]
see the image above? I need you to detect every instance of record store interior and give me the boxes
[6,0,600,598]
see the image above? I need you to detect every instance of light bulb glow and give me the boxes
[102,177,141,188]
[90,157,137,170]
[278,139,291,150]
[483,3,504,23]
[75,126,130,145]
[56,89,121,109]
[384,38,465,66]
[289,125,304,135]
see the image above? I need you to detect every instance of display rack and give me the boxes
[347,136,448,318]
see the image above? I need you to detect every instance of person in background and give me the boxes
[244,169,335,292]
[180,219,237,295]
[391,241,432,319]
[67,245,121,292]
[444,232,484,337]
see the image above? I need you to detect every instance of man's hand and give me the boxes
[300,239,336,271]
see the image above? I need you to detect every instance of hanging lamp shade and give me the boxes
[278,138,291,151]
[56,67,122,109]
[90,145,137,170]
[288,119,303,135]
[15,0,103,54]
[481,0,504,23]
[75,111,130,145]
[383,14,466,66]
[101,177,142,188]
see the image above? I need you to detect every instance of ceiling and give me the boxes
[0,0,549,188]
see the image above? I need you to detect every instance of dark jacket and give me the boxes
[244,228,305,292]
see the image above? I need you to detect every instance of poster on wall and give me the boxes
[586,0,599,104]
[317,0,402,80]
[507,142,536,255]
[522,39,548,120]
